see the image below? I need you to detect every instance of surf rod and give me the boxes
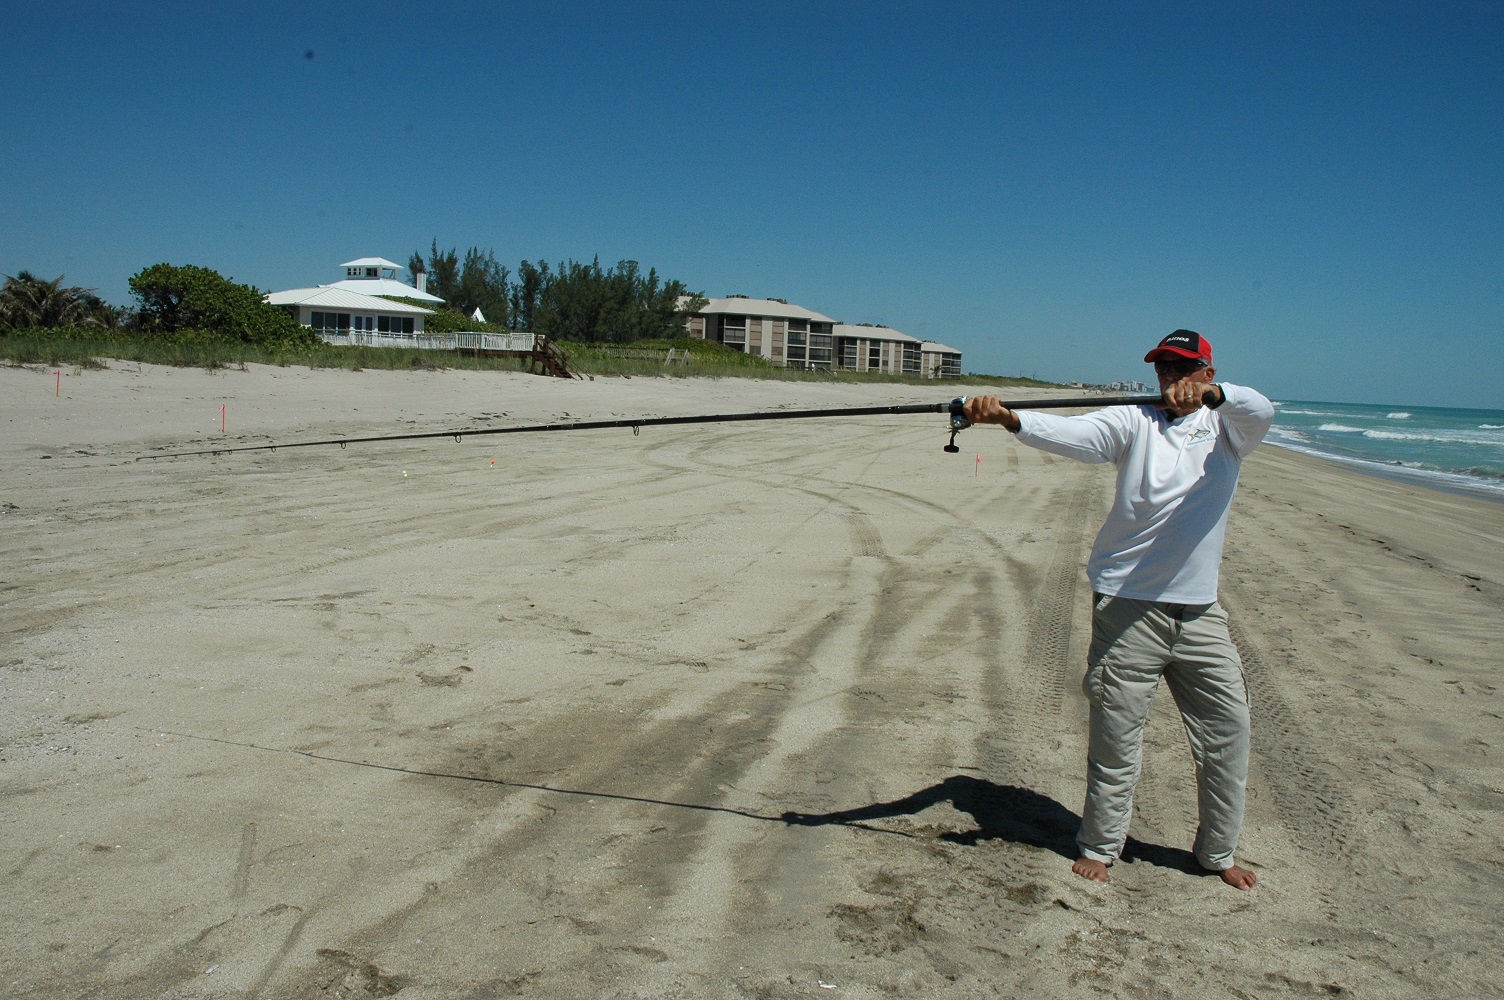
[138,393,1169,461]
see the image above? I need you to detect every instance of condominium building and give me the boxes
[682,295,961,377]
[833,324,962,379]
[682,296,837,368]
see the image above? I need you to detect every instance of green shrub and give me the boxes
[129,263,317,349]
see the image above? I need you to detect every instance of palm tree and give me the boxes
[0,271,96,329]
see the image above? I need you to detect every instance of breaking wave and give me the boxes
[1271,399,1504,500]
[1362,428,1502,446]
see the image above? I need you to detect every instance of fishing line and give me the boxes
[139,393,1169,460]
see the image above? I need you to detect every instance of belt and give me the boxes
[1093,594,1212,622]
[1161,601,1214,621]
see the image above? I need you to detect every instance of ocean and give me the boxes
[1267,400,1504,502]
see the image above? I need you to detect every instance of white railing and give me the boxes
[454,332,538,352]
[316,331,538,353]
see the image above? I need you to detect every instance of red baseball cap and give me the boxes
[1145,329,1213,364]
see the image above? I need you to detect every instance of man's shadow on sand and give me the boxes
[780,774,1207,878]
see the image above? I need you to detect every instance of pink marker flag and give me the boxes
[221,404,227,433]
[975,454,981,478]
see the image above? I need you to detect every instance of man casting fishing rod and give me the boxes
[964,330,1275,889]
[145,326,1270,891]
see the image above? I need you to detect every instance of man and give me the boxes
[964,330,1275,889]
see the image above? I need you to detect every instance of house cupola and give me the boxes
[340,257,403,281]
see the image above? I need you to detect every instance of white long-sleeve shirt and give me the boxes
[1014,383,1275,604]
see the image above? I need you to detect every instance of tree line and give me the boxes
[0,271,130,330]
[2,243,707,349]
[0,265,314,349]
[407,240,707,343]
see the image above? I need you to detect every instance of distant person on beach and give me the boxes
[964,330,1276,889]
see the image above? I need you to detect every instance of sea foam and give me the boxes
[1363,428,1502,446]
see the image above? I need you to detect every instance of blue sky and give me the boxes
[4,1,1500,408]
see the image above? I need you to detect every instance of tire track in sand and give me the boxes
[981,465,1102,783]
[1222,602,1361,863]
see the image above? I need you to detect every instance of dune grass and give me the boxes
[0,329,532,373]
[558,338,1055,388]
[0,329,1056,388]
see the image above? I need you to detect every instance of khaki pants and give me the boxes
[1077,594,1250,871]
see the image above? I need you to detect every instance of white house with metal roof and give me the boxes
[265,285,435,339]
[264,254,447,342]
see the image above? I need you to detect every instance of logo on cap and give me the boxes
[1145,329,1213,364]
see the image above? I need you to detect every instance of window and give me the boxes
[313,311,407,335]
[808,332,832,366]
[838,338,858,369]
[902,343,921,374]
[721,316,747,351]
[785,327,806,363]
[869,343,882,369]
[309,311,351,331]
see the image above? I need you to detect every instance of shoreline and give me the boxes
[1262,438,1504,503]
[1267,396,1504,503]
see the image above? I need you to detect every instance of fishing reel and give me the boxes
[945,396,970,453]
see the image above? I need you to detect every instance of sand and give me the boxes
[2,361,1501,999]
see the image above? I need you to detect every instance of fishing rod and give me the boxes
[138,393,1172,461]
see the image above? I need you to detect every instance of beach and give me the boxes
[3,362,1502,999]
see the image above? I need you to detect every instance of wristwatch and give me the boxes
[1206,384,1226,409]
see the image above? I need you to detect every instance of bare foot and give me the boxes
[1072,858,1109,882]
[1218,864,1257,889]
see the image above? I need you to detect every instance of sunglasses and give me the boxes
[1154,358,1208,377]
